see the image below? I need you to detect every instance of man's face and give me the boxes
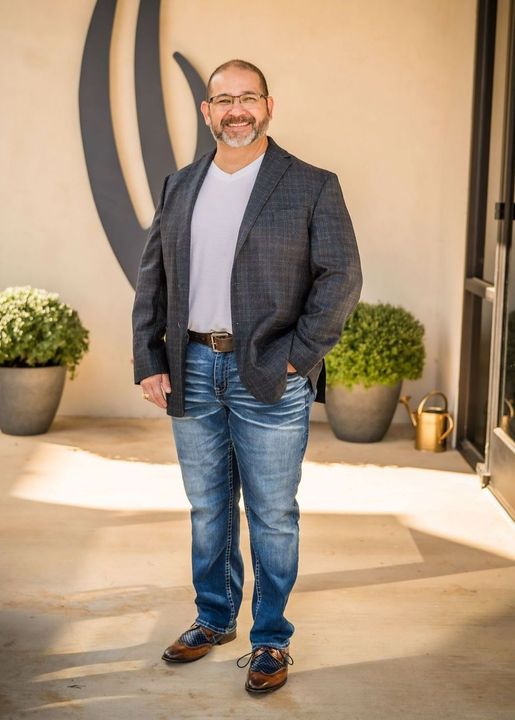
[201,67,274,148]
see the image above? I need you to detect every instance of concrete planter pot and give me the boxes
[325,381,402,442]
[0,366,66,435]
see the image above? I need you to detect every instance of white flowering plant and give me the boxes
[0,286,89,379]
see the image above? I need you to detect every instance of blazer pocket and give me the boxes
[262,207,310,222]
[255,208,310,243]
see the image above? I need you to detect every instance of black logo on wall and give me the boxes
[79,0,214,289]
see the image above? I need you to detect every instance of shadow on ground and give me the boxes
[0,490,514,719]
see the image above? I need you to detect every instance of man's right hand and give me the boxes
[140,373,172,409]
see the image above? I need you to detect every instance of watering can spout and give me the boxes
[399,395,417,428]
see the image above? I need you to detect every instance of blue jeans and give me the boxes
[171,340,315,649]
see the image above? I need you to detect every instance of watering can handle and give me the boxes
[417,391,449,415]
[439,413,454,442]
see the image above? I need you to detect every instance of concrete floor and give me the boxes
[1,417,515,719]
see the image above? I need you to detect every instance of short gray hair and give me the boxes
[206,59,269,99]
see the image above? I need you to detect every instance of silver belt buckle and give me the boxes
[210,332,230,352]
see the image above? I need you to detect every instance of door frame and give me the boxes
[457,0,498,467]
[458,0,515,517]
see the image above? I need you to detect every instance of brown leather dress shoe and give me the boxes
[238,646,293,694]
[162,623,237,663]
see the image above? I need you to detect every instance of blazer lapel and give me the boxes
[175,148,216,324]
[234,137,292,260]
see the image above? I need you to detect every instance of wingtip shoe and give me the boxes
[162,623,237,663]
[238,646,293,694]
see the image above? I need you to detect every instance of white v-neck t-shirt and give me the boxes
[188,153,265,334]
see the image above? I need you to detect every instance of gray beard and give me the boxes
[210,116,269,148]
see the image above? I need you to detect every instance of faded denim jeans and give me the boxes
[171,339,315,649]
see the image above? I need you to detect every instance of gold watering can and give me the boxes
[399,391,454,452]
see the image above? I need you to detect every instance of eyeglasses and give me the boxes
[207,93,268,108]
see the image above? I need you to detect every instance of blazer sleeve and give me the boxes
[288,172,362,376]
[131,176,170,385]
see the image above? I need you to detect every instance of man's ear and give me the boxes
[266,96,274,119]
[200,100,211,126]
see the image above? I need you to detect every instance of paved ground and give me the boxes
[1,417,514,719]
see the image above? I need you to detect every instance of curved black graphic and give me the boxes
[173,52,214,161]
[134,0,177,206]
[79,0,213,288]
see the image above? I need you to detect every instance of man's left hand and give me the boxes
[287,362,297,374]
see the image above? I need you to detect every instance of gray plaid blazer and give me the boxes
[132,137,362,417]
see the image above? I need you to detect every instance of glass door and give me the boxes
[459,0,515,518]
[489,75,515,515]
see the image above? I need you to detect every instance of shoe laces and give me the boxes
[236,647,294,669]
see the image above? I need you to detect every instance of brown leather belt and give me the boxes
[188,330,234,352]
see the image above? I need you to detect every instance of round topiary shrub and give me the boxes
[325,301,425,388]
[0,286,89,379]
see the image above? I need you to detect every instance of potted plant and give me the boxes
[324,302,425,442]
[0,286,89,435]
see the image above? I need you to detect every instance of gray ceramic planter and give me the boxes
[325,381,402,442]
[0,366,66,435]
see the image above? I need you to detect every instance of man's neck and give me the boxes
[213,136,268,175]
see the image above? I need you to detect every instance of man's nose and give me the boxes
[225,108,247,119]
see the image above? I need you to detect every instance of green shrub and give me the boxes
[0,286,89,378]
[325,302,425,388]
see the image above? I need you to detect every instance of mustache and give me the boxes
[221,115,255,127]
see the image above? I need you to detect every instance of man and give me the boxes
[132,59,362,694]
